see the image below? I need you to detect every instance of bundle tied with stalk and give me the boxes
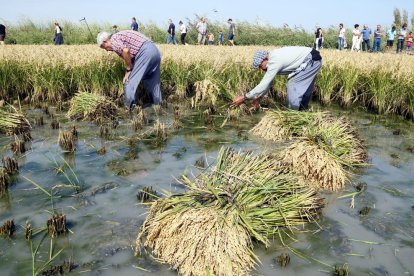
[67,92,117,122]
[250,109,367,191]
[0,105,31,136]
[136,147,323,275]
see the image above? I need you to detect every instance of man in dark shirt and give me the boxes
[166,19,177,45]
[130,17,138,32]
[0,24,6,45]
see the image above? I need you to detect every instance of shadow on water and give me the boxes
[0,104,414,275]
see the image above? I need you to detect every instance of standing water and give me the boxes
[0,105,413,275]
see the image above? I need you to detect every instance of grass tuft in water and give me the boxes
[58,131,76,152]
[47,213,67,238]
[10,135,26,154]
[136,186,158,203]
[274,253,291,267]
[2,157,19,175]
[50,119,59,129]
[0,220,15,239]
[25,222,32,241]
[333,263,349,276]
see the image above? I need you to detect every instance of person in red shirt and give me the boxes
[97,30,162,109]
[406,32,413,53]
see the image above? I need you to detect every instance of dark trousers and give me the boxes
[396,39,404,53]
[362,39,370,51]
[180,33,187,45]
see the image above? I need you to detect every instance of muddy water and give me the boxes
[0,106,413,275]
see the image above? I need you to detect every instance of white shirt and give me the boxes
[180,24,187,34]
[55,25,61,34]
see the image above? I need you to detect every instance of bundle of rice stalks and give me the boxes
[191,79,219,109]
[136,147,323,275]
[0,106,31,136]
[250,109,367,191]
[279,140,347,191]
[67,92,117,122]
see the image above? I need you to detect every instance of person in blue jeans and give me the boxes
[360,24,372,51]
[396,23,407,53]
[372,25,383,53]
[338,23,345,50]
[166,19,177,45]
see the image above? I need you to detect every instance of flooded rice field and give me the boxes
[0,105,414,275]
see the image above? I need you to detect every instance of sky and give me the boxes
[1,0,413,31]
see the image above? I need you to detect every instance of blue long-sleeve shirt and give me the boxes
[245,47,312,100]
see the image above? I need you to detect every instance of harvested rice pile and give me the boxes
[136,147,323,275]
[67,92,117,122]
[250,109,367,191]
[0,106,31,136]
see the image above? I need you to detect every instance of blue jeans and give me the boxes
[338,37,344,50]
[396,39,404,53]
[166,34,177,45]
[373,38,381,52]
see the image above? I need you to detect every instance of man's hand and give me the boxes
[232,95,246,107]
[123,72,131,83]
[251,97,262,109]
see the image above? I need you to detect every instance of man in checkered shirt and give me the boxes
[97,30,162,109]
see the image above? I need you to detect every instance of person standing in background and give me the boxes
[351,24,361,52]
[314,27,323,50]
[208,32,215,45]
[196,17,207,45]
[386,26,396,50]
[53,22,64,45]
[0,24,6,45]
[218,30,224,45]
[227,19,236,46]
[372,24,384,53]
[112,25,119,34]
[338,23,345,50]
[360,24,372,52]
[131,17,138,31]
[179,21,187,45]
[406,32,413,53]
[166,19,177,45]
[396,23,407,53]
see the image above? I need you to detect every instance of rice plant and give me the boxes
[0,106,31,136]
[47,213,67,238]
[2,157,19,174]
[0,220,15,239]
[58,131,76,152]
[67,92,118,122]
[136,147,323,275]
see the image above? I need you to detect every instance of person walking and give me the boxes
[372,25,384,53]
[131,17,139,31]
[232,47,322,111]
[314,27,323,50]
[0,23,6,45]
[351,24,361,52]
[166,19,177,45]
[53,22,64,45]
[396,23,408,53]
[196,17,207,45]
[227,18,236,46]
[386,26,397,50]
[360,24,372,52]
[179,21,187,45]
[338,23,346,50]
[97,30,162,109]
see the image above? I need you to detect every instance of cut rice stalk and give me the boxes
[67,92,117,122]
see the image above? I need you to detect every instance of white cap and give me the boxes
[97,31,111,46]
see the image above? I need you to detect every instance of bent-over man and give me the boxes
[232,46,322,110]
[97,30,162,109]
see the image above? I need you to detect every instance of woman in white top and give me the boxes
[179,21,187,45]
[54,22,64,45]
[351,24,361,52]
[338,23,346,50]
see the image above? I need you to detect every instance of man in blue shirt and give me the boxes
[386,26,397,50]
[131,17,138,32]
[360,24,372,52]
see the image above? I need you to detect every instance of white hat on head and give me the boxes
[97,31,111,46]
